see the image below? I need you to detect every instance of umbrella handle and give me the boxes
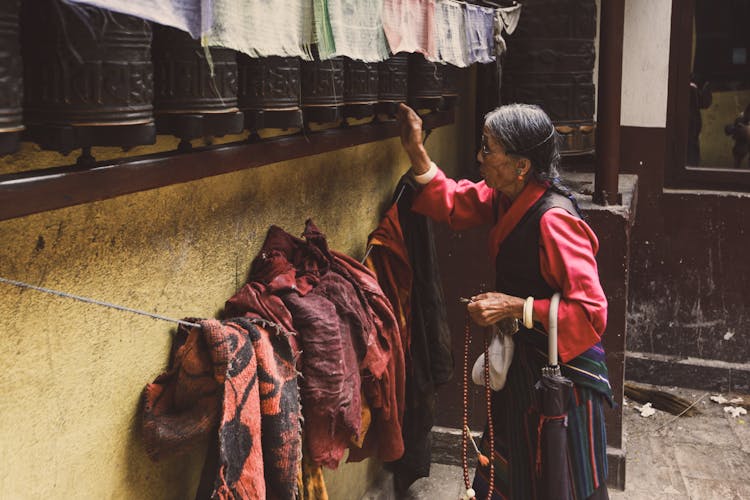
[548,292,561,366]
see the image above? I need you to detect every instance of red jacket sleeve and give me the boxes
[411,167,497,230]
[533,208,608,362]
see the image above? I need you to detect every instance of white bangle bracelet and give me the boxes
[413,161,438,184]
[523,296,534,329]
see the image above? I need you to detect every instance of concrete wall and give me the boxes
[0,84,473,498]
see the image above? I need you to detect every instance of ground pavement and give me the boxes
[364,384,750,500]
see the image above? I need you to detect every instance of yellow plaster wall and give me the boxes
[0,100,472,498]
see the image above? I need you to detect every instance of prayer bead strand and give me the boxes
[462,311,495,500]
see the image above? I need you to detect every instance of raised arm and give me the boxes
[397,103,497,230]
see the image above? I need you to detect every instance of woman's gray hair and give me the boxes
[484,103,585,217]
[483,103,560,182]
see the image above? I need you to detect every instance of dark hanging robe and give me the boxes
[366,177,454,492]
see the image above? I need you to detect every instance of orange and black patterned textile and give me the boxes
[141,317,301,499]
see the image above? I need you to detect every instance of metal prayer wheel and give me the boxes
[408,54,443,111]
[501,0,597,155]
[21,0,155,154]
[238,56,303,130]
[152,25,243,147]
[343,58,378,120]
[301,57,344,123]
[376,53,408,117]
[0,0,22,156]
[441,64,460,111]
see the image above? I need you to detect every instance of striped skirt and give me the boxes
[471,340,609,500]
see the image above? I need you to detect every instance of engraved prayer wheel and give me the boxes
[376,53,408,117]
[408,53,443,111]
[152,25,243,145]
[0,0,22,155]
[343,58,378,120]
[501,0,597,155]
[301,56,345,123]
[21,0,155,154]
[441,64,460,111]
[238,56,303,130]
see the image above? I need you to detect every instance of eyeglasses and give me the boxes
[480,135,494,157]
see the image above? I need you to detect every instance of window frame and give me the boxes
[666,0,750,190]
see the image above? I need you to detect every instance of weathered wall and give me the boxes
[623,138,750,391]
[0,86,472,499]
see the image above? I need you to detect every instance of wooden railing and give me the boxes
[0,110,454,221]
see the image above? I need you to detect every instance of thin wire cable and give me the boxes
[0,276,201,328]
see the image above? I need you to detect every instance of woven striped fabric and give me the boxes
[471,338,610,500]
[524,325,613,402]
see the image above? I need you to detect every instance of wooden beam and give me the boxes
[0,110,454,221]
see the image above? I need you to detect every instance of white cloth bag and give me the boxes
[471,327,515,391]
[472,317,518,391]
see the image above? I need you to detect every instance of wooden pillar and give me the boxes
[594,0,625,205]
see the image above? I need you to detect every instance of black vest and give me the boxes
[495,189,578,298]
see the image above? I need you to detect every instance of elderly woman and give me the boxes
[397,103,611,500]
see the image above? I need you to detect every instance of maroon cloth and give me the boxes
[333,249,405,463]
[226,220,405,468]
[223,256,300,356]
[141,318,300,499]
[302,221,405,463]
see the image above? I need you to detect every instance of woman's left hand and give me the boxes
[467,292,524,327]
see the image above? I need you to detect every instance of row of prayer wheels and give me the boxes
[0,0,459,156]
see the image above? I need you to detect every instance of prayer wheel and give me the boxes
[408,54,443,111]
[343,59,378,120]
[501,0,597,155]
[152,25,243,146]
[376,53,408,117]
[0,0,22,156]
[238,56,303,131]
[441,64,460,111]
[21,0,155,154]
[301,57,345,123]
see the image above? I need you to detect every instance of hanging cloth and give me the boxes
[432,0,470,67]
[65,0,205,39]
[464,3,496,64]
[205,0,314,59]
[227,221,404,469]
[364,177,453,492]
[141,317,301,499]
[314,0,390,62]
[493,2,522,56]
[382,0,437,59]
